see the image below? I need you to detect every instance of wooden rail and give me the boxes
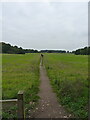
[0,99,17,103]
[0,91,24,119]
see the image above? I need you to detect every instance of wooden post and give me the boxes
[17,91,24,119]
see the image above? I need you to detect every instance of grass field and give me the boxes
[2,53,88,118]
[2,53,40,118]
[44,53,88,118]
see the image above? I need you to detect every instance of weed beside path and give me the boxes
[29,62,72,118]
[44,53,88,118]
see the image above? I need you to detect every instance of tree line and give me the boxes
[72,47,90,55]
[0,42,90,55]
[40,50,67,53]
[0,42,38,54]
[0,42,68,54]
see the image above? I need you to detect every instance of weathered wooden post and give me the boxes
[17,91,24,119]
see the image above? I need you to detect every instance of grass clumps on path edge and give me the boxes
[44,53,88,118]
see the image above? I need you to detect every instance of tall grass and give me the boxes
[44,53,88,118]
[2,53,40,118]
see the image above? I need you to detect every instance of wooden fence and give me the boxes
[0,91,24,119]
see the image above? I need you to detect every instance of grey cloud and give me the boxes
[1,2,88,51]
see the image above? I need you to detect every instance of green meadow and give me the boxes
[2,53,40,118]
[44,53,88,118]
[2,53,88,118]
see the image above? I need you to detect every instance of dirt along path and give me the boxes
[29,58,72,118]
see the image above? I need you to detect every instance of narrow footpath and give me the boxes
[29,59,72,118]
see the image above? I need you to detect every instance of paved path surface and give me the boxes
[29,60,72,118]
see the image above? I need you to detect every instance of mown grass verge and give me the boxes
[2,53,40,119]
[44,53,88,118]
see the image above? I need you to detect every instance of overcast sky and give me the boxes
[1,1,88,51]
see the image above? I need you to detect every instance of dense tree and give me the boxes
[72,47,90,55]
[1,42,90,55]
[1,42,39,54]
[40,50,66,53]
